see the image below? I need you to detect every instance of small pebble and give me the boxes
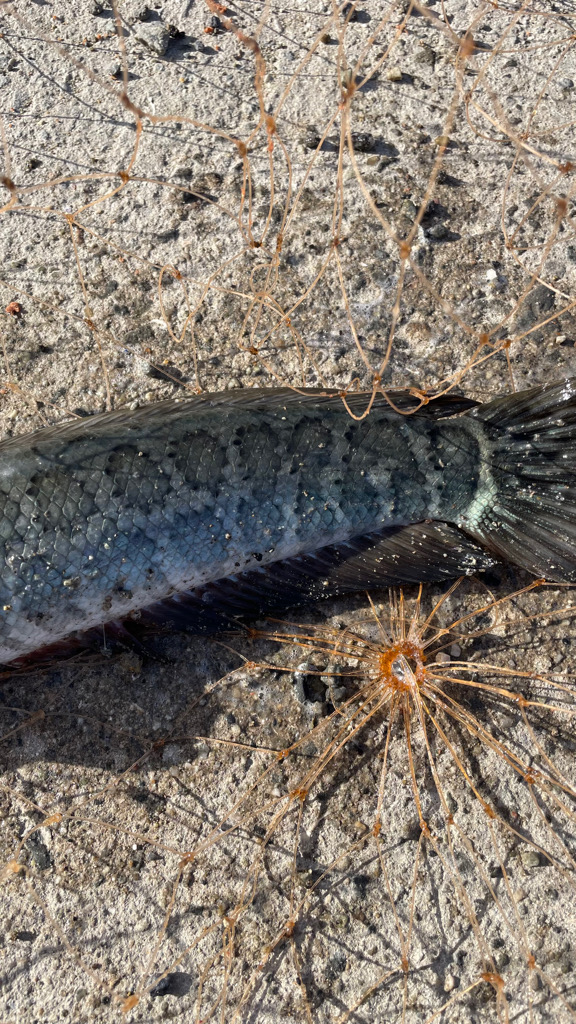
[134,22,170,56]
[342,2,358,21]
[350,131,374,153]
[25,835,51,871]
[11,90,31,111]
[520,849,540,870]
[415,45,436,66]
[386,66,403,82]
[150,976,171,998]
[302,128,320,150]
[401,199,418,219]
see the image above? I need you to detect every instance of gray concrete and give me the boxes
[1,1,576,1021]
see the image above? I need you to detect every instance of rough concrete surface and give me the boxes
[1,1,576,1022]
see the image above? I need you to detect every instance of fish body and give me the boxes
[1,381,576,664]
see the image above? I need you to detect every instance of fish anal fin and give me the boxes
[140,522,496,633]
[7,525,497,665]
[312,521,495,591]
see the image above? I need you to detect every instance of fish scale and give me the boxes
[1,382,576,665]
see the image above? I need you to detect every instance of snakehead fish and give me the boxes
[1,380,576,665]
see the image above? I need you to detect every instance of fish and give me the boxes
[2,379,576,666]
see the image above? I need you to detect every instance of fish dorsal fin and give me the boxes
[472,377,576,430]
[0,387,477,454]
[205,387,477,418]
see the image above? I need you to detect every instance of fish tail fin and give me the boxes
[468,378,576,582]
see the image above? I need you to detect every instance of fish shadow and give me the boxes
[0,629,238,772]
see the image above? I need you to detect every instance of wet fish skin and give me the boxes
[1,382,575,664]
